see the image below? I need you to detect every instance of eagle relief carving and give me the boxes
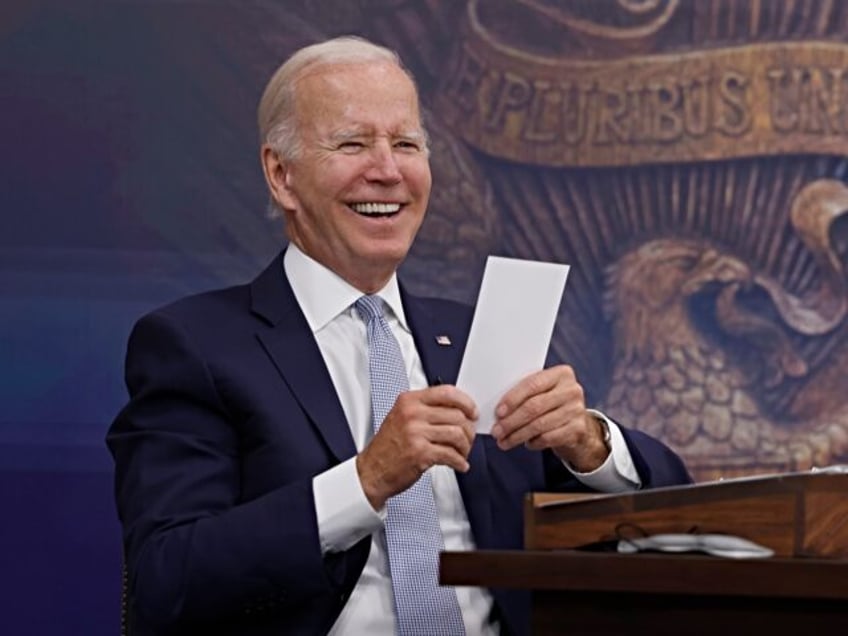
[602,180,848,480]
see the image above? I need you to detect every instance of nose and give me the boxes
[365,140,402,184]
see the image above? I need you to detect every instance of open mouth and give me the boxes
[350,202,402,218]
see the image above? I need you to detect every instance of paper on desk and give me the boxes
[456,256,570,434]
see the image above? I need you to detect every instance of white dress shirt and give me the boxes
[283,244,640,635]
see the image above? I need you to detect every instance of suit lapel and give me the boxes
[248,262,495,544]
[250,252,357,463]
[402,287,495,546]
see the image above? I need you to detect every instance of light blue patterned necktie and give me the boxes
[355,295,466,636]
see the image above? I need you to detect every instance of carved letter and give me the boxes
[715,71,752,136]
[798,67,845,135]
[593,85,630,144]
[649,80,683,142]
[522,80,560,143]
[766,67,798,133]
[681,75,711,137]
[562,82,591,145]
[484,71,532,132]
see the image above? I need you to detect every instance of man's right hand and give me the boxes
[356,385,478,510]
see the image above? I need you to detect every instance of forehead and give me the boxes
[293,62,422,133]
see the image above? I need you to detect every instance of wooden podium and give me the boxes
[440,472,848,635]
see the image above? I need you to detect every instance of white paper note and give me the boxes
[456,256,570,434]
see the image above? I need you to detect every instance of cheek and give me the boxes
[421,172,433,197]
[324,154,369,183]
[407,163,432,198]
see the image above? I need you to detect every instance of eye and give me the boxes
[678,256,699,272]
[394,140,422,152]
[337,141,365,153]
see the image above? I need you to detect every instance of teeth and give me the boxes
[351,202,401,215]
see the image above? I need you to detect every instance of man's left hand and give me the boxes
[490,365,609,473]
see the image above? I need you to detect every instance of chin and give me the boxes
[358,247,410,275]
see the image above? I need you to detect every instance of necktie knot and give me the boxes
[355,294,384,324]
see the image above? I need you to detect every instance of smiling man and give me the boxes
[107,36,691,636]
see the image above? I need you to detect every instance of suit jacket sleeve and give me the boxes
[619,426,693,487]
[108,309,365,630]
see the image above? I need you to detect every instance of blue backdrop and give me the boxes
[1,2,281,632]
[4,1,848,633]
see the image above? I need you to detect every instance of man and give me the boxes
[108,36,691,635]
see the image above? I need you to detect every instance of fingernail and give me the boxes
[491,424,502,439]
[496,404,507,418]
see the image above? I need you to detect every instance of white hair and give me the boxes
[257,36,422,160]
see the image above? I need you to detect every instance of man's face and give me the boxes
[267,61,432,292]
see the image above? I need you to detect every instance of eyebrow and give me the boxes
[396,130,427,143]
[328,128,426,143]
[329,129,368,143]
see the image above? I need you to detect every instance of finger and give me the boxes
[417,410,477,446]
[381,398,477,452]
[461,418,476,445]
[394,402,475,428]
[424,423,474,457]
[418,384,479,420]
[427,444,472,473]
[497,404,571,450]
[524,424,575,451]
[404,439,471,474]
[495,390,557,438]
[494,376,584,443]
[391,390,475,424]
[389,397,478,436]
[495,366,569,420]
[425,413,477,446]
[494,382,576,441]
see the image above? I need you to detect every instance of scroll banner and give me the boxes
[436,31,848,167]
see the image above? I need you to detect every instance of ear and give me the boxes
[260,144,298,211]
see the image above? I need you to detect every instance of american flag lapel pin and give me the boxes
[436,335,452,346]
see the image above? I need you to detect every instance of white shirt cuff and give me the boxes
[565,409,641,493]
[313,457,385,554]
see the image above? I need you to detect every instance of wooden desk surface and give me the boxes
[441,549,848,600]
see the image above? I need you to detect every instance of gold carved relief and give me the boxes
[289,0,848,481]
[426,0,848,480]
[439,36,848,166]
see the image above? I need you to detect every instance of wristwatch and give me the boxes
[596,416,612,453]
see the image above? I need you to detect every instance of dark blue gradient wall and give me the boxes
[1,2,284,632]
[5,1,848,633]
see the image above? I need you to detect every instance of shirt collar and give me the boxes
[283,243,410,334]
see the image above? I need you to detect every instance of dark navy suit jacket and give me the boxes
[107,251,691,635]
